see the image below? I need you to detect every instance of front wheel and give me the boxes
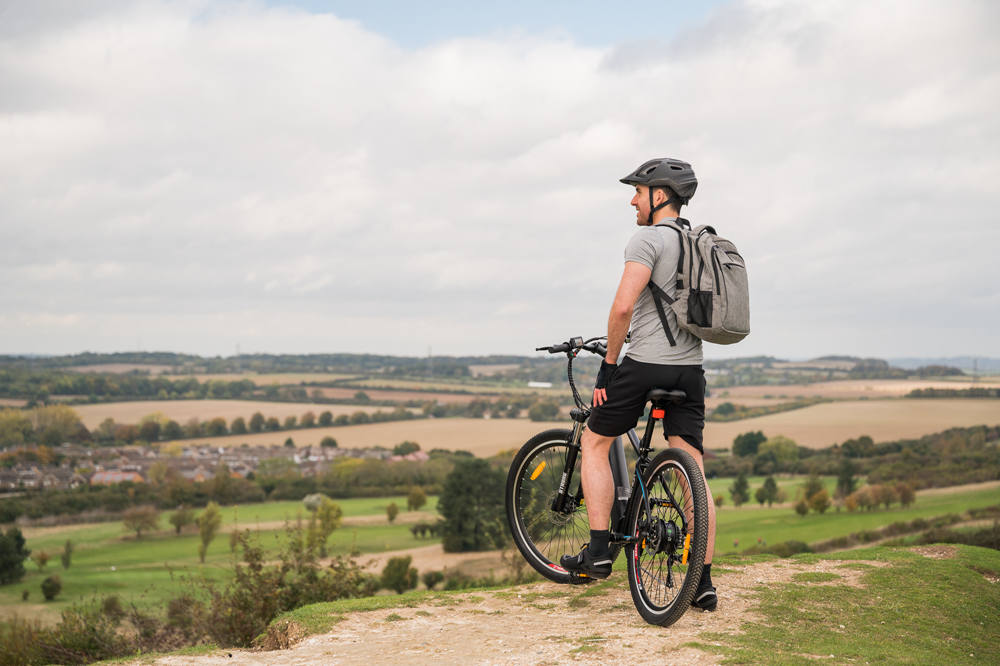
[505,429,593,584]
[625,448,709,626]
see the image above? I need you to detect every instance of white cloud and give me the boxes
[1,0,998,358]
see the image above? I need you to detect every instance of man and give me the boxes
[559,158,718,612]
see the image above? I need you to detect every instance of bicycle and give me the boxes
[504,335,709,627]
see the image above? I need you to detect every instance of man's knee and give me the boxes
[581,427,614,455]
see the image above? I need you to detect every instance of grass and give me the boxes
[693,545,1000,664]
[2,495,441,623]
[710,484,1000,554]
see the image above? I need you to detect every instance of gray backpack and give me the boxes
[647,219,750,345]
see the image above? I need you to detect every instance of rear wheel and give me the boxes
[505,429,596,584]
[625,448,708,626]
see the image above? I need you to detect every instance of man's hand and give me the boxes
[593,361,617,406]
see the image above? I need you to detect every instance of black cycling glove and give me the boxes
[595,361,618,390]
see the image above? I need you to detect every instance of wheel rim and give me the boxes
[630,459,696,610]
[512,440,589,573]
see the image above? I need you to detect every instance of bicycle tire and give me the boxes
[625,448,709,626]
[505,429,604,584]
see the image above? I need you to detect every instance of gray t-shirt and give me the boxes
[623,222,703,365]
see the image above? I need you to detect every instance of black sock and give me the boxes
[700,563,713,589]
[589,529,611,557]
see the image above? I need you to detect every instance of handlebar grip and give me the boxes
[550,343,570,353]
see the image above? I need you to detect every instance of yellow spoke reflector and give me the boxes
[682,534,692,564]
[530,461,547,480]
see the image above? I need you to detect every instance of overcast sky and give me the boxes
[2,0,998,360]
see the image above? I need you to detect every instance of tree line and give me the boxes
[707,424,999,490]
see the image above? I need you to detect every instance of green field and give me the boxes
[1,496,438,623]
[3,483,997,626]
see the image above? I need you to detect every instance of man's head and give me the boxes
[620,158,697,226]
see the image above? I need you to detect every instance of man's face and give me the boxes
[630,185,651,226]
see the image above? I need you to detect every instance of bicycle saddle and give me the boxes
[646,388,687,404]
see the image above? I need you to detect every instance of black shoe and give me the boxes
[690,586,717,612]
[559,544,613,579]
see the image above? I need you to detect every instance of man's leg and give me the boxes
[580,427,616,531]
[667,435,715,563]
[559,426,616,577]
[668,435,718,611]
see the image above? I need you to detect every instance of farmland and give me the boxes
[72,400,413,430]
[717,377,1000,400]
[704,398,1000,450]
[164,417,567,452]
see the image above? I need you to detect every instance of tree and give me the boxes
[196,502,223,563]
[754,487,768,506]
[163,419,183,440]
[386,502,399,523]
[761,476,779,506]
[835,459,857,499]
[169,506,196,535]
[31,550,50,571]
[438,458,506,551]
[393,441,420,456]
[0,528,30,584]
[381,555,418,594]
[60,540,73,570]
[794,499,809,516]
[896,482,916,508]
[205,417,228,437]
[284,437,295,448]
[729,471,750,507]
[300,411,316,428]
[407,486,427,511]
[40,575,61,601]
[807,488,831,514]
[230,416,248,435]
[842,435,875,458]
[283,415,297,430]
[733,431,765,457]
[422,570,444,590]
[138,420,161,442]
[30,405,83,445]
[873,484,898,509]
[801,474,825,502]
[122,506,160,538]
[757,435,800,470]
[0,409,32,446]
[320,436,338,448]
[528,400,560,422]
[266,417,281,431]
[307,497,343,556]
[318,411,333,426]
[249,412,265,433]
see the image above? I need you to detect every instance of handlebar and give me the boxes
[535,335,607,410]
[536,336,606,358]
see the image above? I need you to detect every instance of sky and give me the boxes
[2,0,998,360]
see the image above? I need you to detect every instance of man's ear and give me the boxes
[653,187,667,206]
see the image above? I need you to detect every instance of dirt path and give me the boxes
[144,557,882,665]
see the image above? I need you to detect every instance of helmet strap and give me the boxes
[647,188,681,225]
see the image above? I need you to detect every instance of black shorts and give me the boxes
[587,357,706,452]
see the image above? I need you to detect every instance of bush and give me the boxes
[0,527,31,584]
[421,570,444,590]
[40,575,61,601]
[386,502,399,523]
[794,499,809,516]
[381,555,418,594]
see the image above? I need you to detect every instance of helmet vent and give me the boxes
[670,165,682,170]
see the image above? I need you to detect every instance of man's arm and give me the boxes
[593,260,652,406]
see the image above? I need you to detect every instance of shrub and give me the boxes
[0,527,31,584]
[31,550,50,571]
[60,539,73,570]
[794,499,809,516]
[807,489,831,514]
[21,588,29,601]
[381,555,418,594]
[422,570,444,590]
[386,502,399,523]
[41,575,62,601]
[407,486,427,511]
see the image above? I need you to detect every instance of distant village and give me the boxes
[0,442,429,493]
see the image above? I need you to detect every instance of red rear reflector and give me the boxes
[651,408,665,419]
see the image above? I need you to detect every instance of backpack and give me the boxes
[647,218,750,345]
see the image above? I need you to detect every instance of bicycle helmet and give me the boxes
[620,158,698,225]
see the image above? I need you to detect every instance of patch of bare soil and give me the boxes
[910,544,958,559]
[140,557,886,665]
